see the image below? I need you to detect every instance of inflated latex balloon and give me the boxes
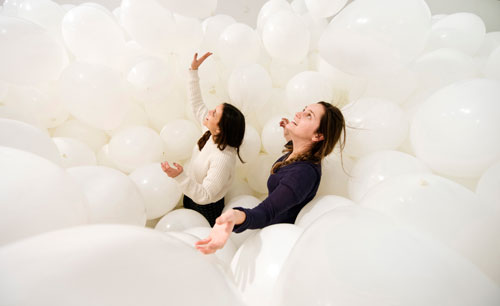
[16,0,65,38]
[160,119,200,161]
[224,194,262,247]
[144,89,185,132]
[108,126,164,173]
[0,146,88,246]
[305,0,347,18]
[295,195,354,228]
[411,78,500,178]
[170,14,204,54]
[239,124,261,164]
[217,23,261,68]
[225,178,255,203]
[62,4,126,67]
[227,64,272,113]
[129,163,182,220]
[155,208,210,232]
[96,144,116,168]
[120,0,175,55]
[0,118,61,165]
[413,48,478,93]
[127,57,175,104]
[285,71,333,114]
[231,224,303,306]
[476,32,500,58]
[156,0,217,19]
[68,166,146,226]
[483,46,500,80]
[319,0,431,77]
[201,14,236,50]
[59,62,130,130]
[261,11,310,64]
[269,58,309,88]
[107,102,149,136]
[246,153,277,194]
[363,69,418,104]
[261,116,287,157]
[361,173,500,284]
[53,137,97,168]
[426,13,486,55]
[256,0,292,32]
[0,16,67,85]
[316,152,353,197]
[300,12,328,51]
[476,162,500,210]
[348,150,431,202]
[271,205,500,306]
[0,225,245,306]
[52,119,109,152]
[342,98,408,158]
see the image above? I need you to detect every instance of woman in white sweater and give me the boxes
[161,52,245,226]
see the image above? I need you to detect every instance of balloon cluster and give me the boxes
[1,0,500,305]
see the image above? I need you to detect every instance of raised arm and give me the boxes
[187,52,212,125]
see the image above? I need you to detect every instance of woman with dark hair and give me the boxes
[161,52,245,226]
[195,101,346,254]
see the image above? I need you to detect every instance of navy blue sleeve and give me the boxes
[233,164,318,233]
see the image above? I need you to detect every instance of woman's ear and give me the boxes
[312,133,324,142]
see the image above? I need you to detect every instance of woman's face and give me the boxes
[287,103,325,142]
[203,103,224,135]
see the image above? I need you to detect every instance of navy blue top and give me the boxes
[232,153,322,233]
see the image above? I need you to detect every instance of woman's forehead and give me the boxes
[307,103,325,116]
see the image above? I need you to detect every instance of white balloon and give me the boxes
[261,11,310,65]
[217,23,261,68]
[295,195,354,228]
[156,0,217,19]
[361,173,500,284]
[108,126,164,173]
[285,71,333,114]
[239,124,261,164]
[127,57,175,104]
[411,78,500,178]
[475,31,500,58]
[304,0,348,18]
[261,116,287,157]
[16,0,65,38]
[144,89,186,132]
[96,144,117,168]
[129,163,182,220]
[155,208,210,232]
[0,146,88,246]
[0,16,67,85]
[256,0,292,32]
[201,14,236,51]
[476,162,500,210]
[348,150,431,202]
[53,137,97,168]
[160,119,200,161]
[60,62,130,130]
[170,14,204,54]
[231,224,303,306]
[482,46,500,80]
[52,119,109,152]
[272,205,500,306]
[269,58,309,88]
[106,102,149,136]
[426,12,486,55]
[0,118,61,165]
[363,69,418,104]
[0,225,245,306]
[246,153,278,194]
[68,166,146,226]
[319,0,431,77]
[316,152,353,197]
[342,98,408,158]
[227,64,272,113]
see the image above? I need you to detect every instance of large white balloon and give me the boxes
[295,195,354,228]
[285,71,333,114]
[0,146,88,246]
[16,0,65,39]
[348,150,431,202]
[411,78,500,178]
[0,16,67,85]
[261,11,310,64]
[160,119,200,161]
[238,124,261,164]
[482,46,500,80]
[227,63,272,113]
[0,225,245,306]
[127,57,175,104]
[52,137,97,168]
[316,152,353,197]
[68,166,146,226]
[201,14,236,51]
[217,23,261,68]
[271,205,500,305]
[0,118,62,165]
[304,0,347,18]
[246,153,277,194]
[59,62,130,130]
[129,163,182,220]
[231,224,303,306]
[319,0,431,77]
[52,119,109,152]
[155,208,210,232]
[256,0,292,32]
[476,162,500,210]
[361,173,500,284]
[156,0,217,19]
[261,116,287,157]
[108,126,164,173]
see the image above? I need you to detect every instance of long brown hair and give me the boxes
[197,103,246,162]
[271,101,346,173]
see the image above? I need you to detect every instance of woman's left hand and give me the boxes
[161,161,183,178]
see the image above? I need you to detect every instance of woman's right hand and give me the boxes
[195,209,241,254]
[280,117,291,141]
[191,52,212,70]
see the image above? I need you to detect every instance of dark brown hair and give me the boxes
[197,103,246,162]
[271,101,346,173]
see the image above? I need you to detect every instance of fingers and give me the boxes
[193,53,198,62]
[199,52,212,62]
[195,245,216,254]
[195,237,212,246]
[173,162,183,171]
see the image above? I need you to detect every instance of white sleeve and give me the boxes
[187,69,209,126]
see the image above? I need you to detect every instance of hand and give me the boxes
[160,161,183,178]
[279,117,291,141]
[195,210,238,254]
[191,52,212,70]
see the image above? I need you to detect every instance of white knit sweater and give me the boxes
[173,69,237,205]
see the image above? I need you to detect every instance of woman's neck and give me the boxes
[287,139,312,160]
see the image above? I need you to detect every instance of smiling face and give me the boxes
[203,103,224,135]
[287,103,326,143]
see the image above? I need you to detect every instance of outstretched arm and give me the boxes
[187,52,212,125]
